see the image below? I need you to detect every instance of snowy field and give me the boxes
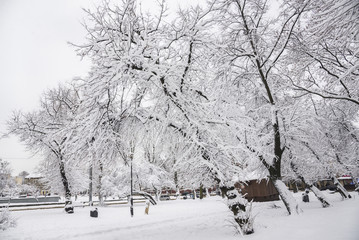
[1,191,358,240]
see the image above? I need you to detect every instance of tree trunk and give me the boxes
[59,157,74,214]
[206,188,210,198]
[309,185,330,207]
[89,165,93,206]
[200,150,254,234]
[220,184,254,235]
[199,184,204,199]
[59,158,71,200]
[98,161,104,206]
[293,182,298,193]
[265,160,301,214]
[153,187,161,202]
[332,176,352,199]
[266,111,300,215]
[272,179,300,215]
[174,171,180,199]
[325,135,354,198]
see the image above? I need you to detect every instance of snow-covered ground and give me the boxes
[1,191,358,240]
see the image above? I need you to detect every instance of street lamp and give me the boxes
[130,153,134,217]
[88,137,95,207]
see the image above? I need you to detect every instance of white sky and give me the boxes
[0,0,198,176]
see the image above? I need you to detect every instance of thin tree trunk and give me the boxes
[199,184,204,199]
[206,188,210,198]
[98,161,104,206]
[310,185,330,207]
[89,165,93,206]
[174,171,180,199]
[272,179,300,215]
[153,187,161,202]
[332,176,352,199]
[293,182,298,193]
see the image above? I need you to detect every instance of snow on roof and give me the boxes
[232,168,268,182]
[25,174,43,179]
[337,176,352,180]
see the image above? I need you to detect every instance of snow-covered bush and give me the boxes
[226,189,254,235]
[0,208,17,231]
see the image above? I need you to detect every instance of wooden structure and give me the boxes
[286,180,306,192]
[235,179,280,202]
[337,176,357,191]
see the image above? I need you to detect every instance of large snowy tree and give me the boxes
[210,0,314,215]
[68,0,257,233]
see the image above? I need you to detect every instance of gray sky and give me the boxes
[0,0,95,175]
[0,0,197,176]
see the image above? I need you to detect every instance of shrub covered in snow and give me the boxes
[0,208,17,231]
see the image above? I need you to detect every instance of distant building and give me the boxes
[26,175,50,195]
[14,176,25,185]
[337,175,357,191]
[14,174,50,196]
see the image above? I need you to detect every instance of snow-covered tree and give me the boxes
[0,159,15,197]
[18,171,29,179]
[211,0,312,215]
[7,85,87,204]
[279,93,359,201]
[68,0,256,233]
[288,0,359,106]
[0,208,16,231]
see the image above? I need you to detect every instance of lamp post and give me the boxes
[89,165,93,206]
[88,137,95,207]
[130,153,134,217]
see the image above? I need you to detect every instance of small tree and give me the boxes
[7,85,87,207]
[18,171,29,179]
[0,159,15,197]
[0,159,17,230]
[0,208,17,231]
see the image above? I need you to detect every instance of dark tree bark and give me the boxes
[202,150,253,235]
[59,157,71,200]
[219,183,254,235]
[98,160,104,206]
[199,184,204,199]
[89,164,93,206]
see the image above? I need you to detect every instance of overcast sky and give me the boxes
[0,0,197,176]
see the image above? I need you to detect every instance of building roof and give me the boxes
[25,174,42,179]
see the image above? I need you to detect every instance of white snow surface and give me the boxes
[1,191,358,240]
